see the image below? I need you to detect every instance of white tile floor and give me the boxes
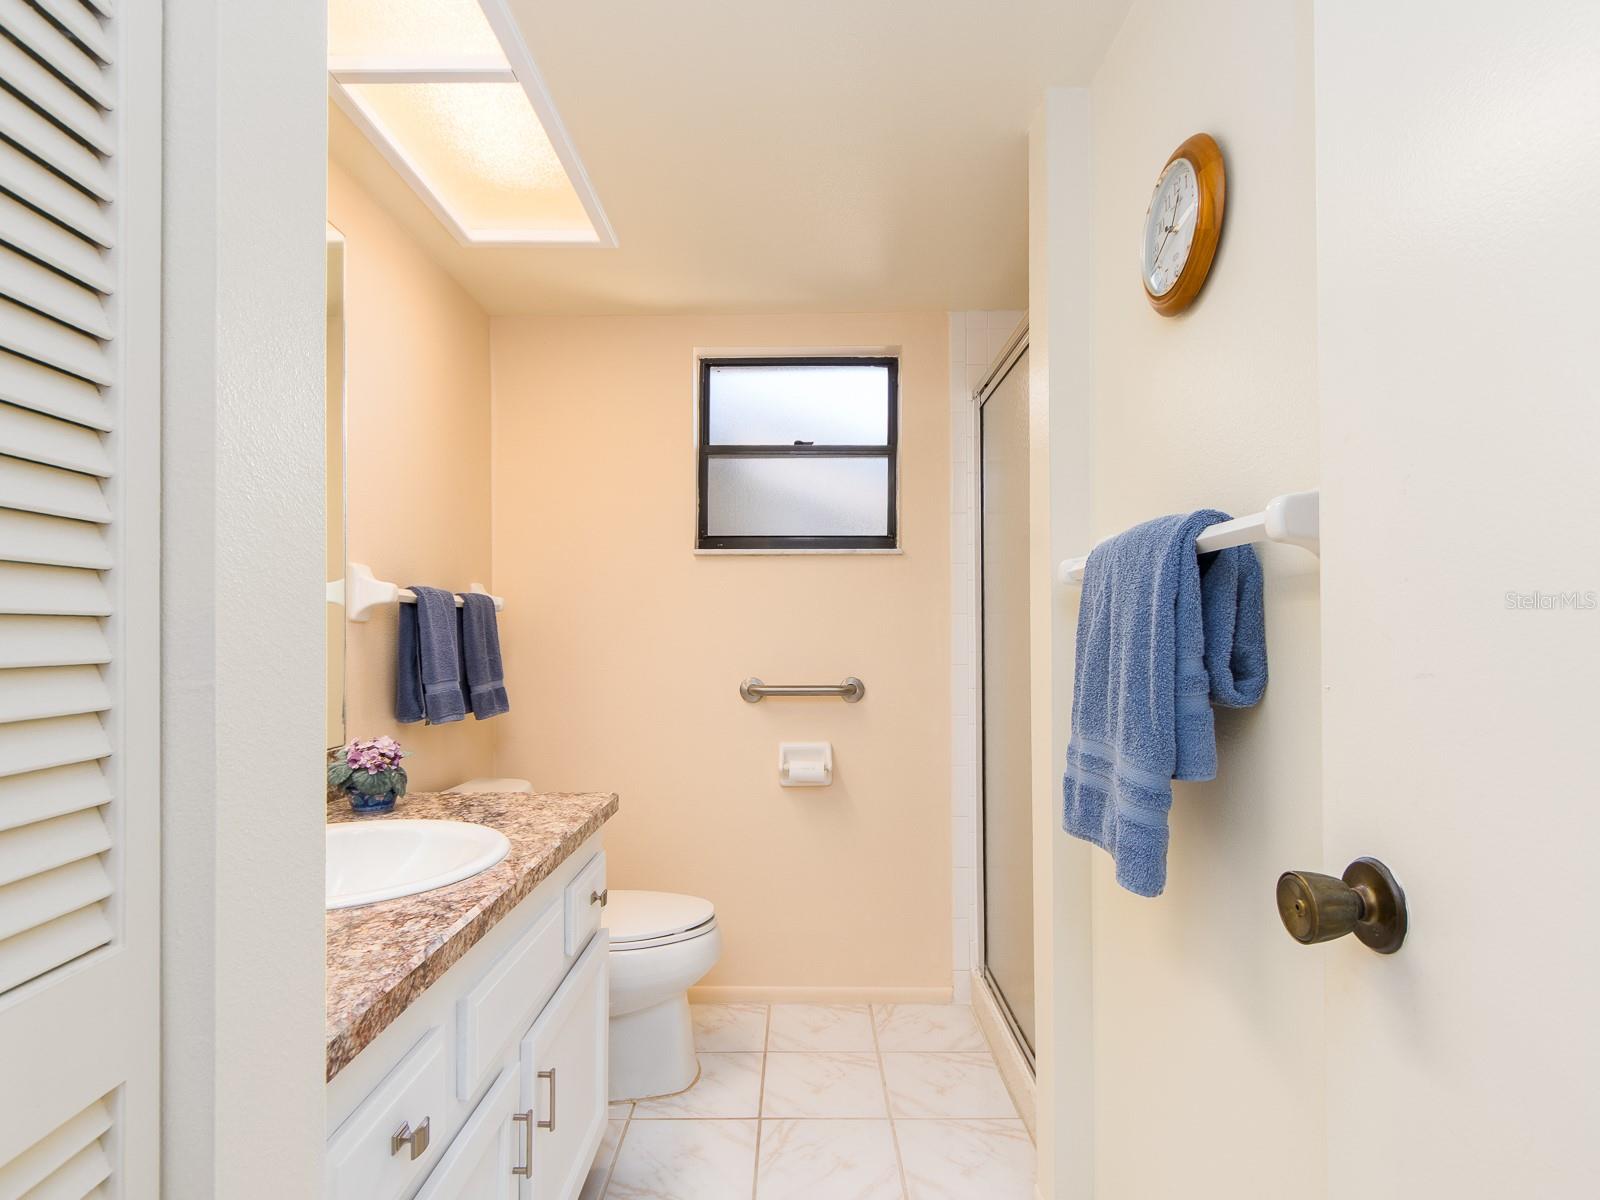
[580,1004,1034,1200]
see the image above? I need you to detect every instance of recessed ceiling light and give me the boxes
[328,0,613,247]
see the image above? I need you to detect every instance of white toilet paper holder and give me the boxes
[778,742,832,788]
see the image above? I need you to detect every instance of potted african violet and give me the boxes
[328,736,410,814]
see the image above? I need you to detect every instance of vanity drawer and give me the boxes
[456,898,564,1100]
[564,851,607,956]
[327,1028,449,1200]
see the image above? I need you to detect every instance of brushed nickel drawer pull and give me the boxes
[590,888,608,907]
[511,1111,533,1178]
[538,1068,557,1131]
[390,1117,430,1160]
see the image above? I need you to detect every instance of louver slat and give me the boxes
[0,616,108,668]
[0,666,110,724]
[27,0,113,68]
[0,902,112,993]
[0,1099,112,1196]
[0,457,109,522]
[0,351,108,430]
[0,762,110,832]
[0,857,110,942]
[0,192,113,297]
[0,808,109,891]
[0,402,110,475]
[0,140,115,251]
[0,245,111,340]
[0,0,113,107]
[0,29,112,157]
[0,510,111,569]
[0,563,108,616]
[0,297,110,386]
[0,713,109,779]
[0,86,112,203]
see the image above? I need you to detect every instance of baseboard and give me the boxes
[970,968,1036,1137]
[688,984,954,1006]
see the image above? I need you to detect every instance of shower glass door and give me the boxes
[978,342,1034,1061]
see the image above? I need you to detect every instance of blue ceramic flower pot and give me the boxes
[348,789,397,815]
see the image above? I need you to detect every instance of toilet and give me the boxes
[603,889,721,1101]
[449,780,721,1101]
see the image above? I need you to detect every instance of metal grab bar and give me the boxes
[740,677,865,704]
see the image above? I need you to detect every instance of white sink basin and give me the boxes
[326,819,511,910]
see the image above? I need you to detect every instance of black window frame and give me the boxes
[696,355,899,551]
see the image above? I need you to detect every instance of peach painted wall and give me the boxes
[489,314,953,993]
[328,158,495,792]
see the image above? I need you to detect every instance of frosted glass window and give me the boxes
[707,363,890,445]
[705,458,890,538]
[697,356,898,550]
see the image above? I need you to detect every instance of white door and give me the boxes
[416,1066,523,1200]
[1316,1,1600,1193]
[0,0,161,1194]
[519,934,608,1200]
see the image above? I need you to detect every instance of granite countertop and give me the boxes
[326,788,619,1081]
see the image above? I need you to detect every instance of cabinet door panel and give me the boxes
[519,933,609,1200]
[416,1064,521,1200]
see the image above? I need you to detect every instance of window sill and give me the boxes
[693,547,905,557]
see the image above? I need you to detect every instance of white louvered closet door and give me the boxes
[0,0,160,1196]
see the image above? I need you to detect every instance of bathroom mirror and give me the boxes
[326,224,347,749]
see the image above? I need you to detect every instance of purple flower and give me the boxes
[343,736,406,774]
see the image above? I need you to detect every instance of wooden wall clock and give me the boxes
[1141,132,1226,316]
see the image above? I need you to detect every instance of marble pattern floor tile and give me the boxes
[632,1052,764,1119]
[579,1119,626,1200]
[761,1052,889,1119]
[605,1119,758,1200]
[756,1119,905,1200]
[893,1119,1035,1200]
[588,996,1034,1197]
[767,1004,876,1052]
[692,1003,770,1052]
[880,1053,1017,1120]
[871,1004,987,1053]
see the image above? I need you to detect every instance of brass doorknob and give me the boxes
[1276,857,1407,954]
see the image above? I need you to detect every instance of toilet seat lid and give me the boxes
[604,890,716,945]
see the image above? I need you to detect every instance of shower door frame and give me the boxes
[971,320,1035,1072]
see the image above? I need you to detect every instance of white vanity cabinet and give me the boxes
[414,1066,523,1200]
[327,840,610,1200]
[519,935,609,1198]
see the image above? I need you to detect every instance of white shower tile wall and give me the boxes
[947,310,1023,1003]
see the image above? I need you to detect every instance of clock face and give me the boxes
[1141,157,1200,297]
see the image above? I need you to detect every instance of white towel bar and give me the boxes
[334,562,504,622]
[1058,490,1320,586]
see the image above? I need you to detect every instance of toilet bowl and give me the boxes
[604,890,721,1102]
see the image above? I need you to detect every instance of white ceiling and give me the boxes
[329,0,1131,315]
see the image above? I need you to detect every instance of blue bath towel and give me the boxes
[395,585,467,725]
[1062,511,1267,897]
[458,593,509,720]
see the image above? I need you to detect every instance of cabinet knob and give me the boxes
[390,1116,430,1160]
[1276,857,1407,954]
[590,888,608,907]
